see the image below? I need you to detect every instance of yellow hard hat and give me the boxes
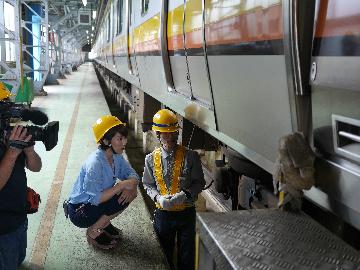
[92,115,125,143]
[0,82,12,100]
[152,109,179,132]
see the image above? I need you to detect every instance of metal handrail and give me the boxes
[125,0,133,75]
[290,0,304,96]
[160,0,175,92]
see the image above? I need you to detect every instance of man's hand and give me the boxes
[157,195,172,210]
[169,191,187,207]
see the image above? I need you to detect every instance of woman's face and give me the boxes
[110,132,127,154]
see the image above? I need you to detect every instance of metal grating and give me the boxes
[197,209,360,270]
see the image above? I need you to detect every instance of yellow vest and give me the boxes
[153,146,191,211]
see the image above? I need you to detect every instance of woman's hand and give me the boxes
[118,188,137,205]
[114,178,137,194]
[114,181,126,194]
[121,179,138,190]
[115,179,138,204]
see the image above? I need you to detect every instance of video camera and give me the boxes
[0,101,59,151]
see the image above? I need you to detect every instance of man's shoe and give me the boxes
[103,223,122,239]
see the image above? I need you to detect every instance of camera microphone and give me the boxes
[21,109,48,125]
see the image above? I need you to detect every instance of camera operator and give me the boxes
[0,125,42,269]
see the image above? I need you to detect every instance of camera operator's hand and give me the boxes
[0,126,32,190]
[23,145,35,154]
[7,125,41,172]
[8,125,32,152]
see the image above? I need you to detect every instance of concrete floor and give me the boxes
[20,63,168,270]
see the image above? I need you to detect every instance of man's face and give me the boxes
[159,132,178,152]
[110,132,127,154]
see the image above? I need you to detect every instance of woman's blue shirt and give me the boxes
[69,148,139,205]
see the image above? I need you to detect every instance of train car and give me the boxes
[92,0,360,251]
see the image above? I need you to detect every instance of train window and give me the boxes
[117,0,123,34]
[141,0,149,16]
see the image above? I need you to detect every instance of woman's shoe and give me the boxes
[103,223,122,239]
[86,231,117,249]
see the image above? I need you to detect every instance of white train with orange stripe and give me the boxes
[92,0,360,247]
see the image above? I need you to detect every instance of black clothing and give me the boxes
[68,193,129,228]
[154,207,196,270]
[0,144,27,235]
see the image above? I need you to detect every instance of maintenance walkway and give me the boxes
[20,62,168,270]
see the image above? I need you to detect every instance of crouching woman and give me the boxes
[67,115,139,249]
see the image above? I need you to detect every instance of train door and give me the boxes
[130,0,166,97]
[109,2,118,74]
[106,4,116,74]
[167,0,215,110]
[310,0,360,230]
[204,0,294,171]
[113,0,128,78]
[127,0,141,88]
[167,0,192,98]
[183,0,215,109]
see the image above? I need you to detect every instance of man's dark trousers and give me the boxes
[154,207,196,270]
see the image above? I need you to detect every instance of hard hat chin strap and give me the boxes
[110,144,116,154]
[156,132,161,142]
[105,142,117,154]
[100,139,117,154]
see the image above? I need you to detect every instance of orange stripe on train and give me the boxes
[315,0,360,38]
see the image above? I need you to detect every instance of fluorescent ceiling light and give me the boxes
[92,11,96,19]
[82,0,87,6]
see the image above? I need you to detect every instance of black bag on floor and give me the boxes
[63,200,69,219]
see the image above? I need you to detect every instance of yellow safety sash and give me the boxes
[153,145,189,211]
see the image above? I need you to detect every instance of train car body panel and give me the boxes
[205,0,293,164]
[310,0,360,230]
[306,157,360,229]
[93,0,360,233]
[209,55,292,164]
[312,0,360,91]
[126,1,215,129]
[113,34,130,80]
